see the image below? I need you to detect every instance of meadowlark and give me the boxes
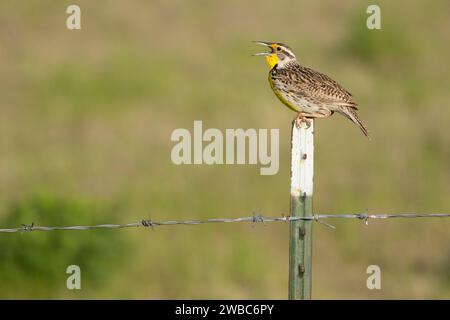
[254,41,369,137]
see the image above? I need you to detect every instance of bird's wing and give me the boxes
[289,66,358,108]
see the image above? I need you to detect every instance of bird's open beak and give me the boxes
[252,41,274,56]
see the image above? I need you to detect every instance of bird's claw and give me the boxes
[294,115,311,129]
[305,119,311,129]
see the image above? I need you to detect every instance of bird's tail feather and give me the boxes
[338,106,370,139]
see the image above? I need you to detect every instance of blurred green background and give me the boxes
[0,0,449,299]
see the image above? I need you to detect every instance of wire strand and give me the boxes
[0,213,449,233]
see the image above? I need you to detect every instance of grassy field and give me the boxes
[0,0,449,299]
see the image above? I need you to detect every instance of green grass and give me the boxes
[0,194,129,298]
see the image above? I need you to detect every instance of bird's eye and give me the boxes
[276,47,281,51]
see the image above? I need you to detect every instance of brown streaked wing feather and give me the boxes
[290,65,358,108]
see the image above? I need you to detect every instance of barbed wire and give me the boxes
[0,212,449,233]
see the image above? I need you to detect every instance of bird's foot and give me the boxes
[305,118,312,128]
[294,114,311,129]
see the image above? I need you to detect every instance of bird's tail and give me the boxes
[338,106,370,139]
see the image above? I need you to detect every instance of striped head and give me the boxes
[253,41,297,69]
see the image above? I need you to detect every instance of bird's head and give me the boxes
[253,41,297,69]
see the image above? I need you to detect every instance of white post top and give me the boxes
[290,121,314,198]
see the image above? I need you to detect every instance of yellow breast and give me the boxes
[268,73,301,113]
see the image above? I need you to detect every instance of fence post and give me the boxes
[289,119,314,300]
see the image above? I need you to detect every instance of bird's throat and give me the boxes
[265,54,278,69]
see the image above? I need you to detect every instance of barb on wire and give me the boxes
[0,212,449,234]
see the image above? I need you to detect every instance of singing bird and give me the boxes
[254,41,369,137]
